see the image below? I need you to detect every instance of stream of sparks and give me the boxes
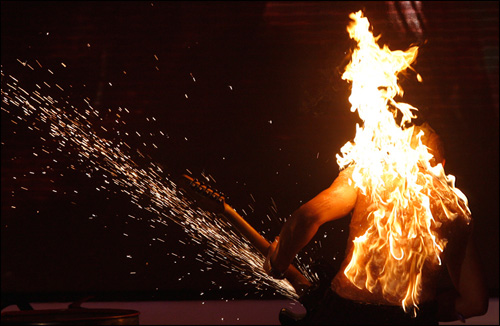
[1,63,317,300]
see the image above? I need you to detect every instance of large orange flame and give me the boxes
[336,11,471,313]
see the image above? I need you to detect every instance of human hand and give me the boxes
[263,236,286,279]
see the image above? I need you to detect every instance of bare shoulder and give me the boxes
[297,166,357,224]
[330,165,355,189]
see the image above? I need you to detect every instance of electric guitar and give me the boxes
[177,174,332,324]
[177,174,311,295]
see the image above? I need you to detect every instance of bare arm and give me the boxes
[264,167,358,276]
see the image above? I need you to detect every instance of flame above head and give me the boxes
[336,11,471,313]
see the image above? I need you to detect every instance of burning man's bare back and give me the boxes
[266,155,487,319]
[330,166,440,306]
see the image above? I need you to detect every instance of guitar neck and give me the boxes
[177,174,312,297]
[221,203,312,297]
[223,203,270,254]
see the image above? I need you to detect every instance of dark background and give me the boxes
[1,1,498,305]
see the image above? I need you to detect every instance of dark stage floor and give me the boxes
[1,298,498,325]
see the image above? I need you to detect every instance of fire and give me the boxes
[336,11,471,313]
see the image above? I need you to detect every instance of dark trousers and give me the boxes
[295,288,438,325]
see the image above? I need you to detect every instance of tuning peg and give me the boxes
[188,178,199,188]
[204,187,213,196]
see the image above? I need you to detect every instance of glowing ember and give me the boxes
[1,64,315,299]
[336,11,471,313]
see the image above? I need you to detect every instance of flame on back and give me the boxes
[336,11,471,313]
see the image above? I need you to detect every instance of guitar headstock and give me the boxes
[177,174,226,214]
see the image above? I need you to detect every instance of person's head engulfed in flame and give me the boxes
[264,10,488,325]
[335,10,473,314]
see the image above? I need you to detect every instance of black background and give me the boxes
[1,1,498,304]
